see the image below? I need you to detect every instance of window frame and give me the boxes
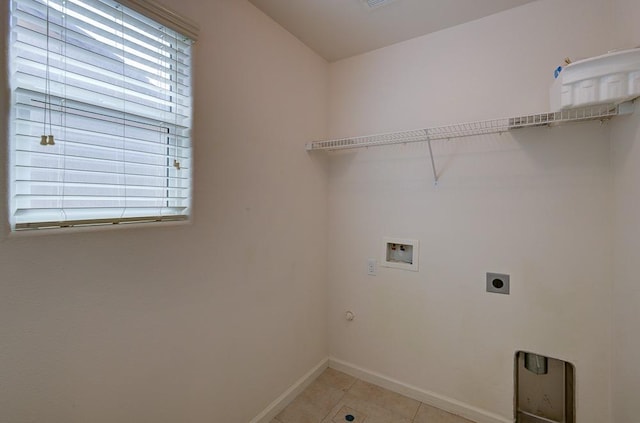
[5,0,198,232]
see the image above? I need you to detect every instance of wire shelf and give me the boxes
[306,104,626,151]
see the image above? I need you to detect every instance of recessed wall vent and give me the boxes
[363,0,397,9]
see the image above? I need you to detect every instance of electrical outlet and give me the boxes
[486,272,510,295]
[367,258,377,276]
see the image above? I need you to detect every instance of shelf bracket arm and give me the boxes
[425,130,438,186]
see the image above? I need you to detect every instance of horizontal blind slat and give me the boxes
[15,136,190,162]
[15,90,192,135]
[15,214,189,231]
[15,207,187,214]
[15,166,190,183]
[12,11,192,83]
[14,58,189,110]
[14,73,191,123]
[14,0,192,67]
[15,152,191,175]
[12,26,191,88]
[16,180,188,190]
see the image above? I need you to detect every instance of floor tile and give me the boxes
[276,376,348,423]
[316,368,357,392]
[413,403,476,423]
[347,379,420,420]
[276,394,326,423]
[322,393,413,423]
[330,405,367,423]
[277,369,479,423]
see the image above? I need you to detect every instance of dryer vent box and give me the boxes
[382,238,419,272]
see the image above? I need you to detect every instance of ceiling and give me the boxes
[248,0,538,62]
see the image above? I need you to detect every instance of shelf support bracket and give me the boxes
[425,130,438,186]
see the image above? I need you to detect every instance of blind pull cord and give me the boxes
[42,0,55,146]
[172,31,180,172]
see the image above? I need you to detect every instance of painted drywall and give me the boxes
[611,1,640,421]
[0,1,329,422]
[611,0,640,51]
[326,0,614,421]
[611,106,640,423]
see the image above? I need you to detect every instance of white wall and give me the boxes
[611,1,640,421]
[611,0,640,51]
[611,106,640,423]
[326,1,614,421]
[0,1,329,422]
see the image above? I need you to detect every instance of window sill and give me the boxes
[3,218,192,239]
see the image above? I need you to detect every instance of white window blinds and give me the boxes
[8,0,194,230]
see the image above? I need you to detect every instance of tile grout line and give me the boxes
[331,376,361,422]
[318,375,358,422]
[410,402,423,422]
[319,389,348,422]
[346,376,358,392]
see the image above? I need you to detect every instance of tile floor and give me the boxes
[272,368,477,423]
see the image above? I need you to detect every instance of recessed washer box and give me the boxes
[381,237,419,272]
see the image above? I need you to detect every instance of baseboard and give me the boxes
[249,357,329,423]
[328,357,513,423]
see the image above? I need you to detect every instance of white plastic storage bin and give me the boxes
[550,48,640,111]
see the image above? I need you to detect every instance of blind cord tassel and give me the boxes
[40,131,55,146]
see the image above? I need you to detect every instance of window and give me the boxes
[8,0,196,230]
